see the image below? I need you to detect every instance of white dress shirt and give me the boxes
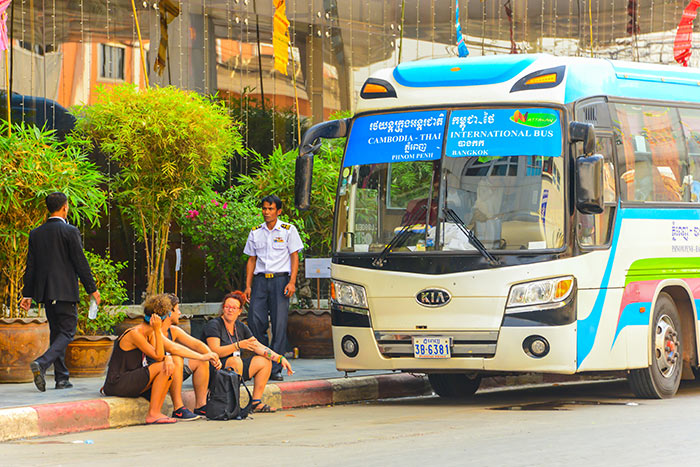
[243,219,303,274]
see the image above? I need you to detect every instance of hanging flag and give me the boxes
[674,0,700,67]
[154,0,180,75]
[0,0,12,52]
[455,0,469,57]
[273,0,290,75]
[626,0,640,35]
[504,0,517,54]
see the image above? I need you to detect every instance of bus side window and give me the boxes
[578,137,615,247]
[688,154,700,203]
[677,108,700,203]
[613,103,687,203]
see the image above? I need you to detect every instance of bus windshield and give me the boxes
[335,107,566,253]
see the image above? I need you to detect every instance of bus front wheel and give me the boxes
[628,292,682,399]
[428,373,481,398]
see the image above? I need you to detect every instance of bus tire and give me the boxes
[428,373,481,398]
[628,292,682,399]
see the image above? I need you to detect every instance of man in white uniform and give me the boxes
[244,195,303,381]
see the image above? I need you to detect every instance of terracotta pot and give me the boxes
[176,317,191,335]
[65,335,116,377]
[112,317,142,337]
[0,318,50,382]
[287,309,333,358]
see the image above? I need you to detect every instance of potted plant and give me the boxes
[0,122,105,382]
[73,84,244,296]
[65,251,128,377]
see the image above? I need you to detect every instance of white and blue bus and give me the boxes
[295,54,700,399]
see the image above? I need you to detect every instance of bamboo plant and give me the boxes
[74,85,243,296]
[0,122,106,318]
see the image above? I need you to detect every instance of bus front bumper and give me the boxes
[332,323,577,374]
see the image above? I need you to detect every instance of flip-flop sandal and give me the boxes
[251,400,276,413]
[146,416,177,424]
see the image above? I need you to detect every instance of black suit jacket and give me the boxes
[22,218,97,303]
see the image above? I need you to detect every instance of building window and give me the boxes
[99,44,125,81]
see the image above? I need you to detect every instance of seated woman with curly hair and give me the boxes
[203,290,293,413]
[102,294,177,424]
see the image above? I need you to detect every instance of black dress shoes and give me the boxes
[270,372,284,381]
[55,380,74,389]
[30,361,46,392]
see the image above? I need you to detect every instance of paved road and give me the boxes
[6,379,700,466]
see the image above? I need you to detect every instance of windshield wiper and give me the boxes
[372,204,427,268]
[443,208,499,266]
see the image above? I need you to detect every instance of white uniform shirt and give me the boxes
[243,219,303,274]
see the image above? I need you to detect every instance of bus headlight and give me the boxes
[331,280,368,309]
[506,276,575,309]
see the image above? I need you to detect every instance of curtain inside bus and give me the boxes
[613,103,687,202]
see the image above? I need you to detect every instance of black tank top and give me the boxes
[105,328,145,384]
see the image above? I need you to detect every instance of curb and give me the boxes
[0,373,431,443]
[0,371,624,443]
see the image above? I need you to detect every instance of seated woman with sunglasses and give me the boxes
[203,290,293,413]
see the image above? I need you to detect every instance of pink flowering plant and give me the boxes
[179,111,346,292]
[179,186,308,291]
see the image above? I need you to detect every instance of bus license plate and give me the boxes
[413,336,451,359]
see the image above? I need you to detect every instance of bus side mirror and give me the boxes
[295,154,314,211]
[569,121,596,154]
[295,118,350,211]
[576,154,605,215]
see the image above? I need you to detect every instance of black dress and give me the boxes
[103,329,151,397]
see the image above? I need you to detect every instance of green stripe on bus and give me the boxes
[625,258,700,286]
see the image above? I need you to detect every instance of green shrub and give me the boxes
[178,186,308,291]
[76,251,128,336]
[0,122,105,318]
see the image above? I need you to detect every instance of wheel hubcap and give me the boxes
[655,314,679,378]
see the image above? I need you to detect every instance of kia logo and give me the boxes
[416,288,451,307]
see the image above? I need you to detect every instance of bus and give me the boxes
[295,54,700,399]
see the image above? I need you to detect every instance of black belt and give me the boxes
[255,272,290,278]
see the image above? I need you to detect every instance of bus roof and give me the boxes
[356,54,700,113]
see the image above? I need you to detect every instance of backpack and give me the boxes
[206,367,253,420]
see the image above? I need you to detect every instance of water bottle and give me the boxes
[88,297,98,320]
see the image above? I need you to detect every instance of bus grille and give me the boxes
[374,331,498,358]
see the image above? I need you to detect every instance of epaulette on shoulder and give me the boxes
[253,225,264,231]
[281,223,291,230]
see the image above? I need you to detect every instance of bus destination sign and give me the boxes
[343,110,446,167]
[445,108,562,159]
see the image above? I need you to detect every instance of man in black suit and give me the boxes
[20,192,101,392]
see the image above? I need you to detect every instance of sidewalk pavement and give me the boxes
[0,358,623,443]
[0,359,382,410]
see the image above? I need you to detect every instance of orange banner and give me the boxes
[273,0,289,75]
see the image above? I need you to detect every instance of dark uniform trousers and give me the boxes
[38,301,78,382]
[248,274,289,373]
